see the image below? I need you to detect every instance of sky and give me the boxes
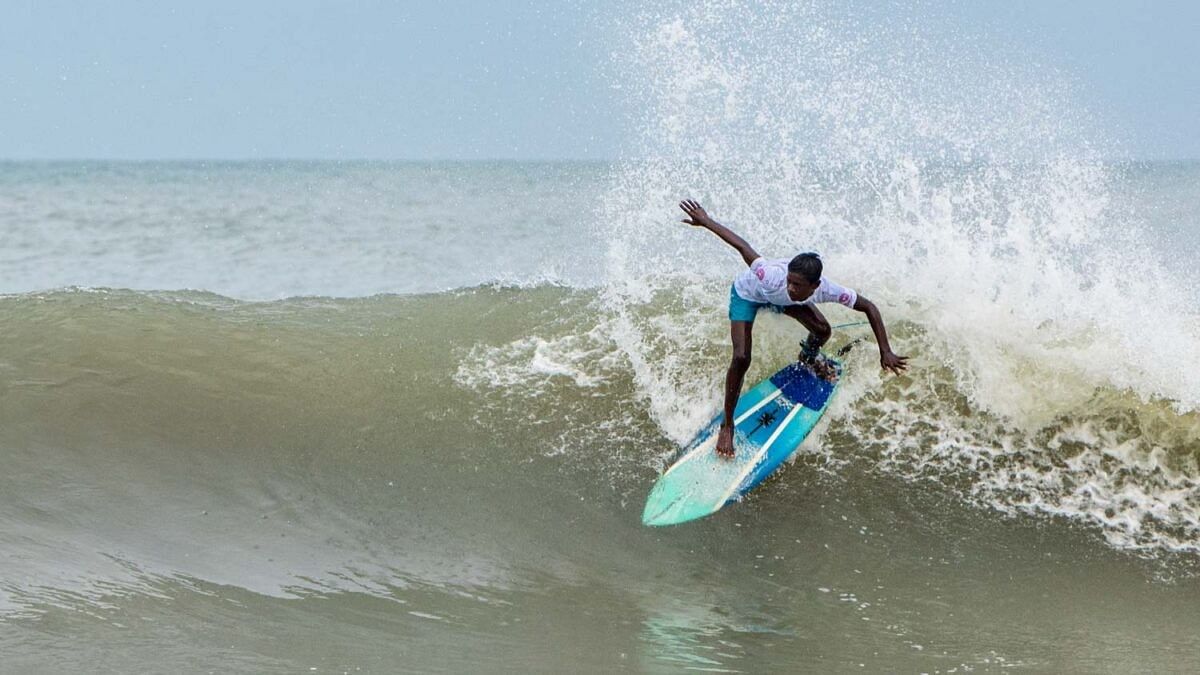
[2,0,1198,160]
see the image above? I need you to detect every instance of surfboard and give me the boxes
[642,358,842,526]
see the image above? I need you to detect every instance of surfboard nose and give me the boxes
[641,501,698,527]
[641,482,718,526]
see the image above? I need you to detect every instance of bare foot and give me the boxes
[715,425,735,459]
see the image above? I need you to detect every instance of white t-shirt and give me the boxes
[733,257,858,308]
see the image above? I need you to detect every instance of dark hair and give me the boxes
[787,252,822,283]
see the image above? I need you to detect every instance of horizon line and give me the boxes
[3,156,1200,164]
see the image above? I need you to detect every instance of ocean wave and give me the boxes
[2,285,1198,562]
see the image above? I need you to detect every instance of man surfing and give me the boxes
[680,199,908,458]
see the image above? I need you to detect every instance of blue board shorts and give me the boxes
[728,284,783,322]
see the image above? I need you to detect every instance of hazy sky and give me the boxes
[3,1,1197,160]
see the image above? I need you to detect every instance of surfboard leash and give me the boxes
[835,337,867,357]
[828,321,869,357]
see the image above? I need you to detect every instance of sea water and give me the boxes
[3,3,1200,673]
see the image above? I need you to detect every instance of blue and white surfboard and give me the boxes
[642,360,841,526]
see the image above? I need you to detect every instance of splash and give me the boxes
[449,2,1200,552]
[584,1,1200,551]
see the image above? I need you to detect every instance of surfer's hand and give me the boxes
[679,199,715,228]
[881,351,908,375]
[716,424,735,459]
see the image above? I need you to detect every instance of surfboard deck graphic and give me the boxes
[642,359,841,526]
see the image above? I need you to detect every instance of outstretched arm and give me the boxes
[852,295,908,375]
[679,200,760,266]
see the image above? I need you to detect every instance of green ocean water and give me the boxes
[2,282,1199,672]
[5,1,1200,670]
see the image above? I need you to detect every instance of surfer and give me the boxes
[680,199,908,458]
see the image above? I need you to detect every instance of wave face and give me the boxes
[3,286,1200,671]
[4,1,1200,671]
